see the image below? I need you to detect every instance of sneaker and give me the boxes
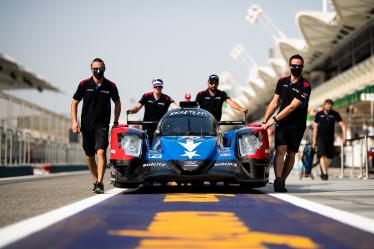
[94,182,104,194]
[92,181,98,192]
[321,174,329,181]
[274,177,287,193]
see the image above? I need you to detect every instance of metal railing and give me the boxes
[0,127,84,166]
[339,133,373,180]
[0,91,85,166]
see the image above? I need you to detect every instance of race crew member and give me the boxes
[262,54,311,192]
[71,58,121,194]
[313,99,347,180]
[127,79,178,142]
[195,74,248,121]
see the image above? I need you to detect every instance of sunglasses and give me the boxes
[154,86,163,89]
[92,67,105,73]
[209,81,219,86]
[290,64,303,69]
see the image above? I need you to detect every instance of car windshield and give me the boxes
[159,113,217,136]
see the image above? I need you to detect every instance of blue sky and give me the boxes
[0,0,322,121]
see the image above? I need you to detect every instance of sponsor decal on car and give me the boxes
[142,162,166,168]
[214,162,238,167]
[169,110,209,117]
[149,153,162,159]
[183,161,199,167]
[220,153,232,157]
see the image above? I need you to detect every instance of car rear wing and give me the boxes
[219,115,247,126]
[218,121,246,126]
[126,113,158,126]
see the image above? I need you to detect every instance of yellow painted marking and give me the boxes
[164,193,235,202]
[109,211,319,249]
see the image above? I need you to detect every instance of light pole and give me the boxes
[246,4,286,41]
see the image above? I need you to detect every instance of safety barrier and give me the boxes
[0,91,85,166]
[339,133,373,180]
[0,127,84,166]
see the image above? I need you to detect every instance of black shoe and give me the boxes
[94,182,104,194]
[92,181,104,194]
[274,177,287,193]
[92,181,98,192]
[321,174,328,181]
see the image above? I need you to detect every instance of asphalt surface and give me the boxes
[0,171,114,227]
[0,169,374,249]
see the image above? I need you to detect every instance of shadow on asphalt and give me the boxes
[121,184,266,195]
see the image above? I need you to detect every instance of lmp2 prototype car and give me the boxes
[109,102,270,189]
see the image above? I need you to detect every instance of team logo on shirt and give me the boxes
[301,93,309,98]
[292,88,300,93]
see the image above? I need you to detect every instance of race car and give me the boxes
[109,101,270,188]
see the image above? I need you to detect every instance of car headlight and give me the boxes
[238,133,263,157]
[120,135,142,157]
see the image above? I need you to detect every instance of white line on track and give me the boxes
[0,170,88,182]
[0,187,126,248]
[269,193,374,234]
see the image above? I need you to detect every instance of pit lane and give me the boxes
[0,173,374,249]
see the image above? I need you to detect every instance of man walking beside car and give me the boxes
[71,58,121,194]
[261,54,311,192]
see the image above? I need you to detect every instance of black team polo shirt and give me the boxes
[195,89,230,121]
[275,76,311,129]
[73,77,120,132]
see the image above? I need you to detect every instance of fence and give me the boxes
[340,133,373,179]
[0,91,84,166]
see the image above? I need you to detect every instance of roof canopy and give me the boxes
[0,53,60,92]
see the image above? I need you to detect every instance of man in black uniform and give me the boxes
[71,58,121,194]
[195,74,248,121]
[313,99,347,180]
[127,79,178,142]
[262,54,311,192]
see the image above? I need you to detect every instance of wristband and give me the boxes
[272,116,278,124]
[261,121,266,124]
[113,121,119,125]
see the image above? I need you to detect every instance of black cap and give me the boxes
[324,99,334,105]
[208,74,219,83]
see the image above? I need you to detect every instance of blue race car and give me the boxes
[109,101,270,188]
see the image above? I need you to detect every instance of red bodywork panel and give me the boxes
[110,124,137,161]
[244,124,270,160]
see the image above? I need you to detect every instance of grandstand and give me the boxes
[0,53,83,166]
[221,0,374,170]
